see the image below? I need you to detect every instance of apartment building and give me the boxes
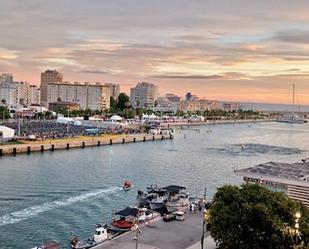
[40,70,63,104]
[47,82,110,111]
[130,82,158,109]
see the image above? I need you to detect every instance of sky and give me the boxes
[1,0,309,104]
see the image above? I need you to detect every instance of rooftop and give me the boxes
[236,161,309,185]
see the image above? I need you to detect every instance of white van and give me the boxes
[175,211,185,221]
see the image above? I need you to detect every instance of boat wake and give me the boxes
[0,186,121,227]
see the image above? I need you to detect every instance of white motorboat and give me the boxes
[149,195,167,210]
[165,192,189,213]
[70,224,119,249]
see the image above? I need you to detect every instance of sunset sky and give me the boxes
[1,0,309,104]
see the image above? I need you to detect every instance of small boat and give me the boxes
[122,181,133,191]
[149,196,167,210]
[31,241,62,249]
[110,207,138,232]
[166,197,189,213]
[70,224,119,249]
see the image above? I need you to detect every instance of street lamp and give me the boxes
[133,217,142,249]
[295,212,301,244]
[201,187,207,249]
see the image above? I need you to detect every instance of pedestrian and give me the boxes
[198,202,202,213]
[192,203,195,213]
[189,203,192,213]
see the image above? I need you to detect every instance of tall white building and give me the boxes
[47,82,110,111]
[0,83,16,106]
[0,73,41,106]
[130,82,158,109]
[0,73,13,84]
[29,85,41,105]
[105,83,120,100]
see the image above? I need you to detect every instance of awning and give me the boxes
[115,207,139,217]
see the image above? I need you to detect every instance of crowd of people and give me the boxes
[0,120,143,140]
[1,121,87,140]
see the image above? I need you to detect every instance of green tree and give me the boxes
[116,93,130,111]
[110,97,117,109]
[208,184,309,249]
[0,106,10,119]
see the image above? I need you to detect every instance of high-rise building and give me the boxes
[29,85,41,105]
[130,82,158,109]
[0,73,13,84]
[0,83,16,106]
[0,73,41,106]
[105,83,120,100]
[47,82,110,111]
[40,70,63,104]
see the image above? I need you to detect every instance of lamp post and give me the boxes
[295,212,301,244]
[134,217,141,249]
[201,187,207,249]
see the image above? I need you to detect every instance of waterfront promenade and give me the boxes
[160,118,275,128]
[0,133,173,156]
[93,212,214,249]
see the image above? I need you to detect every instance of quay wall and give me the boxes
[0,134,173,157]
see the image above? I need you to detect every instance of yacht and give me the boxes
[277,84,305,124]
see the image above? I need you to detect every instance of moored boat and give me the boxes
[137,184,190,211]
[149,196,167,210]
[70,224,119,249]
[164,186,189,212]
[110,207,138,232]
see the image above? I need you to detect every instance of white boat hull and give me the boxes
[149,201,165,210]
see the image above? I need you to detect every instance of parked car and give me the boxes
[175,211,185,221]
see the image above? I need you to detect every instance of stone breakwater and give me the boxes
[0,133,174,157]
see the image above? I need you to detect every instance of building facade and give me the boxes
[40,70,63,104]
[130,82,158,109]
[0,73,13,84]
[105,83,120,100]
[236,161,309,207]
[47,82,110,111]
[29,85,41,105]
[179,99,219,112]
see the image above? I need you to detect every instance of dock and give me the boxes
[0,133,173,157]
[93,212,210,249]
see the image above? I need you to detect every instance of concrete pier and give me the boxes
[0,134,173,157]
[93,212,209,249]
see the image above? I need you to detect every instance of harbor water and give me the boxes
[0,122,309,248]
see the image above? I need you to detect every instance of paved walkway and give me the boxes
[93,212,209,249]
[186,236,217,249]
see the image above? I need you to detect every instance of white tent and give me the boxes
[148,113,157,119]
[56,117,81,126]
[109,115,123,122]
[0,126,15,139]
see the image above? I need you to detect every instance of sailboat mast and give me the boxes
[293,83,295,106]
